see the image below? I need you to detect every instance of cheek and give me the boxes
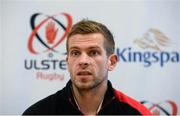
[68,59,79,74]
[95,59,108,72]
[67,59,74,72]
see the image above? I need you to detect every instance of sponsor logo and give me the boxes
[25,12,72,81]
[28,12,72,54]
[116,28,179,67]
[134,28,170,51]
[141,100,178,115]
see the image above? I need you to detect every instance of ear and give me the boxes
[108,54,118,71]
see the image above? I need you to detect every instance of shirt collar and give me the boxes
[65,80,115,109]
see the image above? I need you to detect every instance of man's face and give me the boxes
[66,33,112,90]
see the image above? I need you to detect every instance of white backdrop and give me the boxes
[1,0,180,115]
[0,0,2,113]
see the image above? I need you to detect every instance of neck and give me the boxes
[72,80,108,115]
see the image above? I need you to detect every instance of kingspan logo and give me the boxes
[116,28,179,67]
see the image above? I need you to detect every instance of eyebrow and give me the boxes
[69,46,101,51]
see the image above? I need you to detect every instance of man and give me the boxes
[23,19,152,115]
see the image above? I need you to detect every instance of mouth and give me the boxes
[77,71,92,76]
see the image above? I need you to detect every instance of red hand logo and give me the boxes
[45,21,58,44]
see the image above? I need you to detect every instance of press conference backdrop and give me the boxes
[1,0,180,115]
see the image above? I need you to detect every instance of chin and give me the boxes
[75,81,95,90]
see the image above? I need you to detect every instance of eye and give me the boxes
[70,50,81,57]
[89,50,99,56]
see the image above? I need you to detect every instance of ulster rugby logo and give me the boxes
[28,13,72,54]
[141,100,178,115]
[25,12,73,81]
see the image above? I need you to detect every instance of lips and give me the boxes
[77,71,92,76]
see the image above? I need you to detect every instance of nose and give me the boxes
[78,53,90,68]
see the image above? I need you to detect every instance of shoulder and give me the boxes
[22,89,65,115]
[114,89,152,115]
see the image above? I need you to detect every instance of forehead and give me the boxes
[68,33,105,49]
